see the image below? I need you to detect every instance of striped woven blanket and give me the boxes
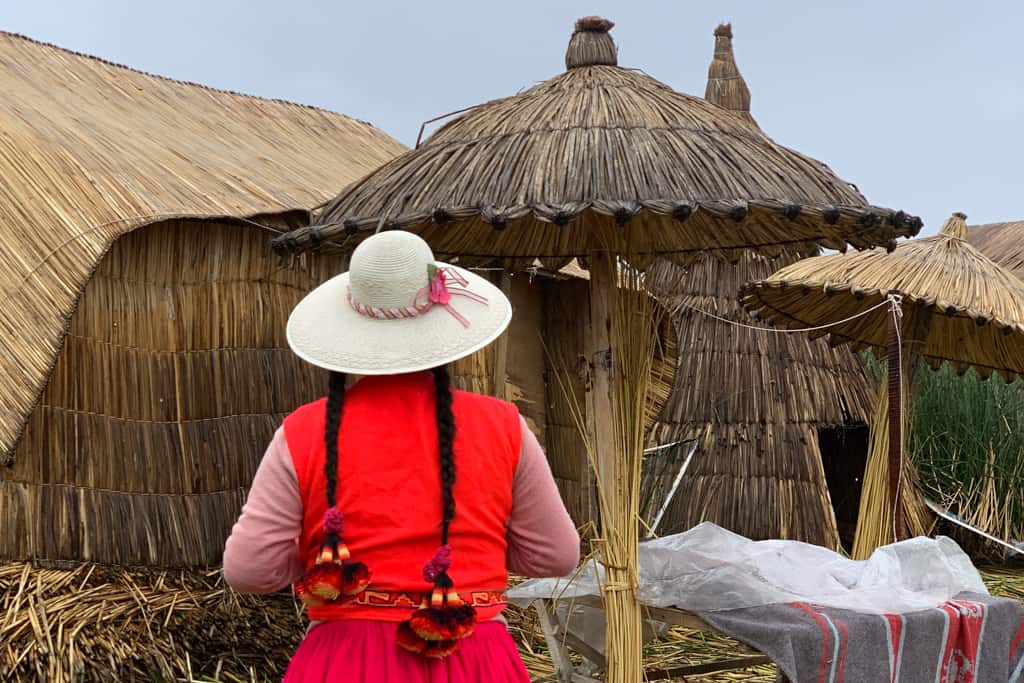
[700,592,1024,682]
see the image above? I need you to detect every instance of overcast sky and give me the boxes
[3,1,1021,236]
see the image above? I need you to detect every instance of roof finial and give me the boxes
[705,22,755,124]
[566,16,618,69]
[941,212,969,240]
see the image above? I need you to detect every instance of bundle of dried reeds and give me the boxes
[598,255,660,682]
[851,383,933,558]
[542,247,664,683]
[0,562,301,682]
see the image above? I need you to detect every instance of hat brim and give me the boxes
[287,262,512,375]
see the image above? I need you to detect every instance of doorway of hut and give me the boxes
[818,422,870,552]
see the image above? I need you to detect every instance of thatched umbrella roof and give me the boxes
[968,221,1024,280]
[273,17,921,262]
[740,212,1024,554]
[740,213,1024,381]
[0,31,405,458]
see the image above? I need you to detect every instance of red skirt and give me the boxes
[282,620,531,683]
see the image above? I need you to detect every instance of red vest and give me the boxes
[284,372,521,622]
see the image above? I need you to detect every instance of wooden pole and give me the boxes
[896,304,934,541]
[489,271,513,399]
[587,251,616,526]
[886,301,904,541]
[587,249,642,683]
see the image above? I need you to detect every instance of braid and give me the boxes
[399,367,477,655]
[293,370,371,610]
[324,371,347,509]
[431,366,457,545]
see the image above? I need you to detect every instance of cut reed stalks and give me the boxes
[851,381,934,558]
[0,562,302,682]
[549,240,664,683]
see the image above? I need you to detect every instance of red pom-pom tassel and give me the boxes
[407,584,477,642]
[293,577,325,607]
[396,622,459,659]
[396,621,427,654]
[295,534,372,607]
[421,639,461,659]
[303,563,345,602]
[340,561,372,596]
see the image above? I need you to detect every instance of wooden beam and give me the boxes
[645,656,774,679]
[490,271,513,399]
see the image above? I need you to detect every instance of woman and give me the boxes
[223,230,580,682]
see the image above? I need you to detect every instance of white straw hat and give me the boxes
[286,231,512,375]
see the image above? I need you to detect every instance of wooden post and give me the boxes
[896,304,933,540]
[886,302,904,540]
[490,271,513,399]
[586,250,643,683]
[586,252,617,524]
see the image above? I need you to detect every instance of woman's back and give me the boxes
[286,372,521,621]
[223,230,578,681]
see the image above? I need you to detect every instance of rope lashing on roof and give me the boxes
[676,291,902,334]
[683,289,910,540]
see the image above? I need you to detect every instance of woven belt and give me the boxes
[347,589,508,609]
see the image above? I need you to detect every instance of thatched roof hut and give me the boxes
[968,221,1024,280]
[0,31,404,680]
[646,25,875,549]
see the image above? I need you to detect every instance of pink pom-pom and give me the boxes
[323,506,344,535]
[423,545,452,583]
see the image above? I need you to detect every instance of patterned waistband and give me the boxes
[346,589,508,609]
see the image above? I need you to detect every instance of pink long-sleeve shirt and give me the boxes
[223,415,580,598]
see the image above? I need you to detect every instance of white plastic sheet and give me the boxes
[509,522,987,614]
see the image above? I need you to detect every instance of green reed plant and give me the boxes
[864,353,1024,556]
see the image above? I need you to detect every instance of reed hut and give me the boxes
[968,221,1024,280]
[646,24,876,550]
[0,31,404,680]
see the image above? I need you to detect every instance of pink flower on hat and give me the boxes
[428,267,452,305]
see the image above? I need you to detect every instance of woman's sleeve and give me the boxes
[223,427,305,594]
[506,415,581,577]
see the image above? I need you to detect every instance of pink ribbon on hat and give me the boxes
[346,265,488,328]
[413,267,488,328]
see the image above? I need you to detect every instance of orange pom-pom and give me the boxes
[409,603,478,641]
[397,622,459,658]
[396,621,427,654]
[304,563,344,601]
[339,561,371,596]
[293,578,325,607]
[420,639,460,659]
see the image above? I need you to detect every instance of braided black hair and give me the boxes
[324,371,347,514]
[431,366,457,545]
[322,369,456,542]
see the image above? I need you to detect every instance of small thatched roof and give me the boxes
[0,32,405,457]
[968,221,1024,280]
[274,16,921,262]
[741,213,1024,381]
